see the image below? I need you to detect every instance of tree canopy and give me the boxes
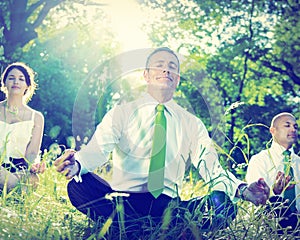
[141,0,300,169]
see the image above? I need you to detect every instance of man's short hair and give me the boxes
[145,47,180,72]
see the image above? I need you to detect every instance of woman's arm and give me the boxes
[25,110,44,165]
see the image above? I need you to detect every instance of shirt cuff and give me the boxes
[73,160,82,182]
[72,152,89,182]
[232,181,247,203]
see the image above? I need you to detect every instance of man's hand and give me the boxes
[273,171,294,195]
[243,178,270,206]
[54,149,79,180]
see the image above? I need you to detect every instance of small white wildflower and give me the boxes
[105,192,130,201]
[225,101,245,115]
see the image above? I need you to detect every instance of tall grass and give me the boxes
[1,164,297,239]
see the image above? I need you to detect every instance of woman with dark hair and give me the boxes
[0,62,45,192]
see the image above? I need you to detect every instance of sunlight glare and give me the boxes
[102,0,152,52]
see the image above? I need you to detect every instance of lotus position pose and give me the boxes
[0,62,45,192]
[55,47,269,236]
[246,112,299,232]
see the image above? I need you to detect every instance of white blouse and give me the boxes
[0,112,35,163]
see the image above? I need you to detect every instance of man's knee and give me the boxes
[208,190,237,217]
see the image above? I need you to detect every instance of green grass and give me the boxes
[0,165,298,239]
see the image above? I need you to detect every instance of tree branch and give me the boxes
[261,60,300,85]
[32,0,66,28]
[26,0,45,18]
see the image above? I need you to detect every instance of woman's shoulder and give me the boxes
[25,106,44,123]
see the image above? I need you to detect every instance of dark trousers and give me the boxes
[67,173,237,233]
[266,196,299,233]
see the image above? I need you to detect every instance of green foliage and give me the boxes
[0,0,70,63]
[1,0,299,157]
[0,1,121,150]
[142,0,300,166]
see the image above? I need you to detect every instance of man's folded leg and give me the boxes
[67,172,114,221]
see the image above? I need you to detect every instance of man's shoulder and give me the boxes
[252,148,271,158]
[170,100,200,119]
[293,151,300,160]
[111,96,156,119]
[249,148,274,166]
[116,96,153,111]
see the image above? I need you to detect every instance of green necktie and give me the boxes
[148,104,167,198]
[283,150,297,212]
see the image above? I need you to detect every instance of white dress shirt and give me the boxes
[76,93,243,199]
[246,141,300,211]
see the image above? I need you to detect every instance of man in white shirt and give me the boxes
[246,112,299,232]
[55,47,269,236]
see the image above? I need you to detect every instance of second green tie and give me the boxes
[283,150,297,212]
[148,104,167,198]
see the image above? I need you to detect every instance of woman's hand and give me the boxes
[30,161,46,174]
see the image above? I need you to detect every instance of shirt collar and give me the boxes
[142,93,176,116]
[271,141,295,157]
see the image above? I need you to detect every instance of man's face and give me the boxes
[144,51,180,92]
[270,115,298,149]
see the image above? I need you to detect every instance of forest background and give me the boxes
[1,0,299,171]
[0,0,300,239]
